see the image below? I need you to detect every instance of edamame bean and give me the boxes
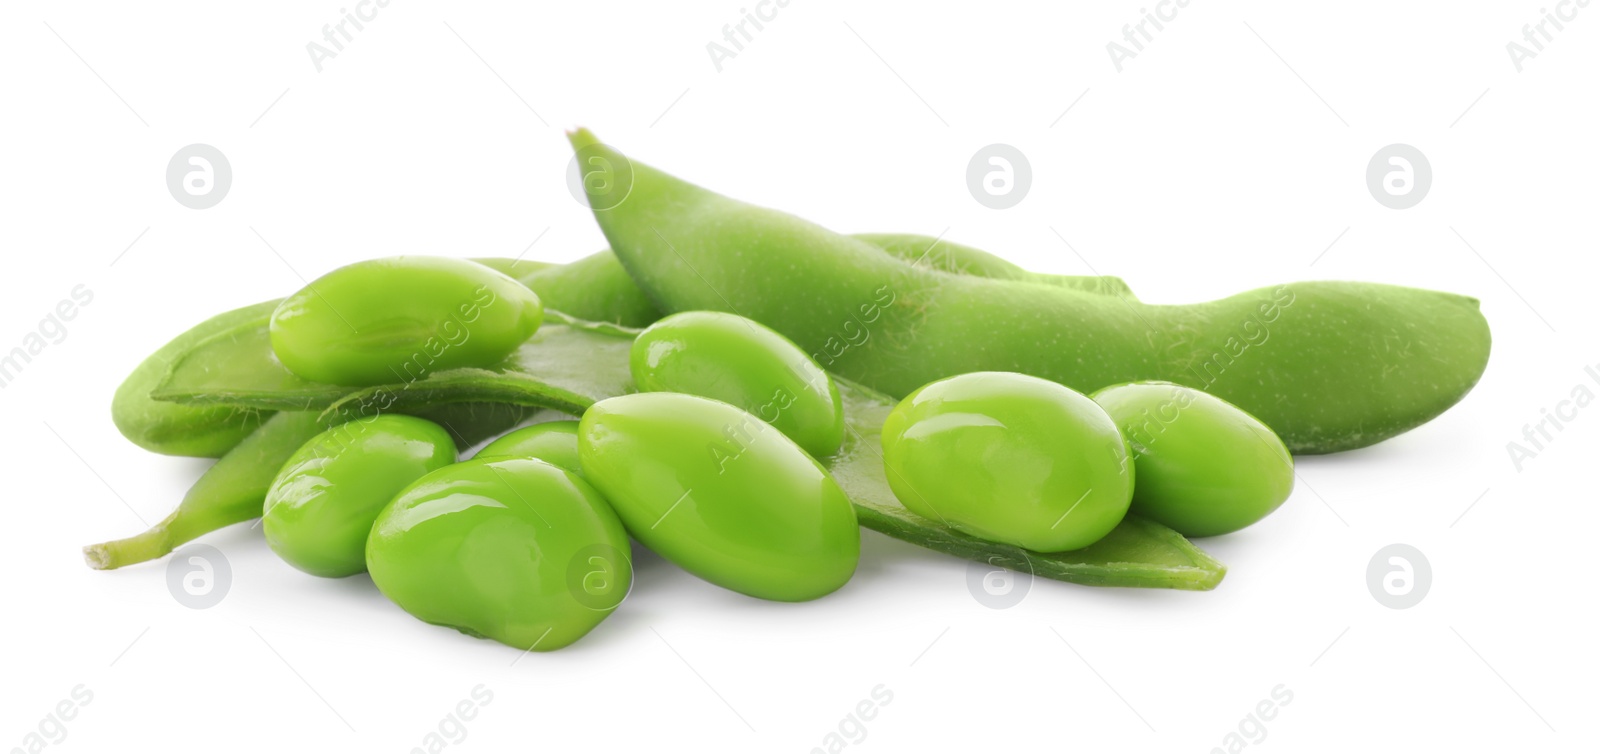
[578,392,859,601]
[263,415,457,577]
[570,129,1491,454]
[130,307,1231,588]
[367,458,631,651]
[631,311,844,458]
[270,256,543,385]
[880,372,1134,552]
[474,420,582,473]
[1092,382,1293,537]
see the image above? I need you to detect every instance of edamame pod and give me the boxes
[145,313,1228,590]
[569,129,1491,454]
[85,411,325,570]
[112,300,282,457]
[852,233,1136,299]
[475,235,1132,329]
[83,403,529,570]
[115,255,639,459]
[118,247,1105,461]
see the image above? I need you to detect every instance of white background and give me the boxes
[1,1,1594,752]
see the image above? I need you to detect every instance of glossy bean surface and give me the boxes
[631,311,843,458]
[270,256,543,385]
[367,458,631,651]
[1093,382,1294,537]
[474,420,582,473]
[881,372,1134,552]
[264,415,456,577]
[579,392,859,601]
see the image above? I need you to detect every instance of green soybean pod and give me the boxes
[1092,382,1294,537]
[474,420,582,473]
[367,458,632,651]
[851,233,1137,299]
[475,235,1131,332]
[263,415,457,577]
[84,404,531,571]
[112,299,281,457]
[269,256,543,386]
[880,372,1134,552]
[578,392,860,601]
[84,411,326,570]
[630,311,844,458]
[569,128,1491,455]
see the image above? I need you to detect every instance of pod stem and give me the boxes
[83,412,328,570]
[83,506,257,570]
[84,407,527,571]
